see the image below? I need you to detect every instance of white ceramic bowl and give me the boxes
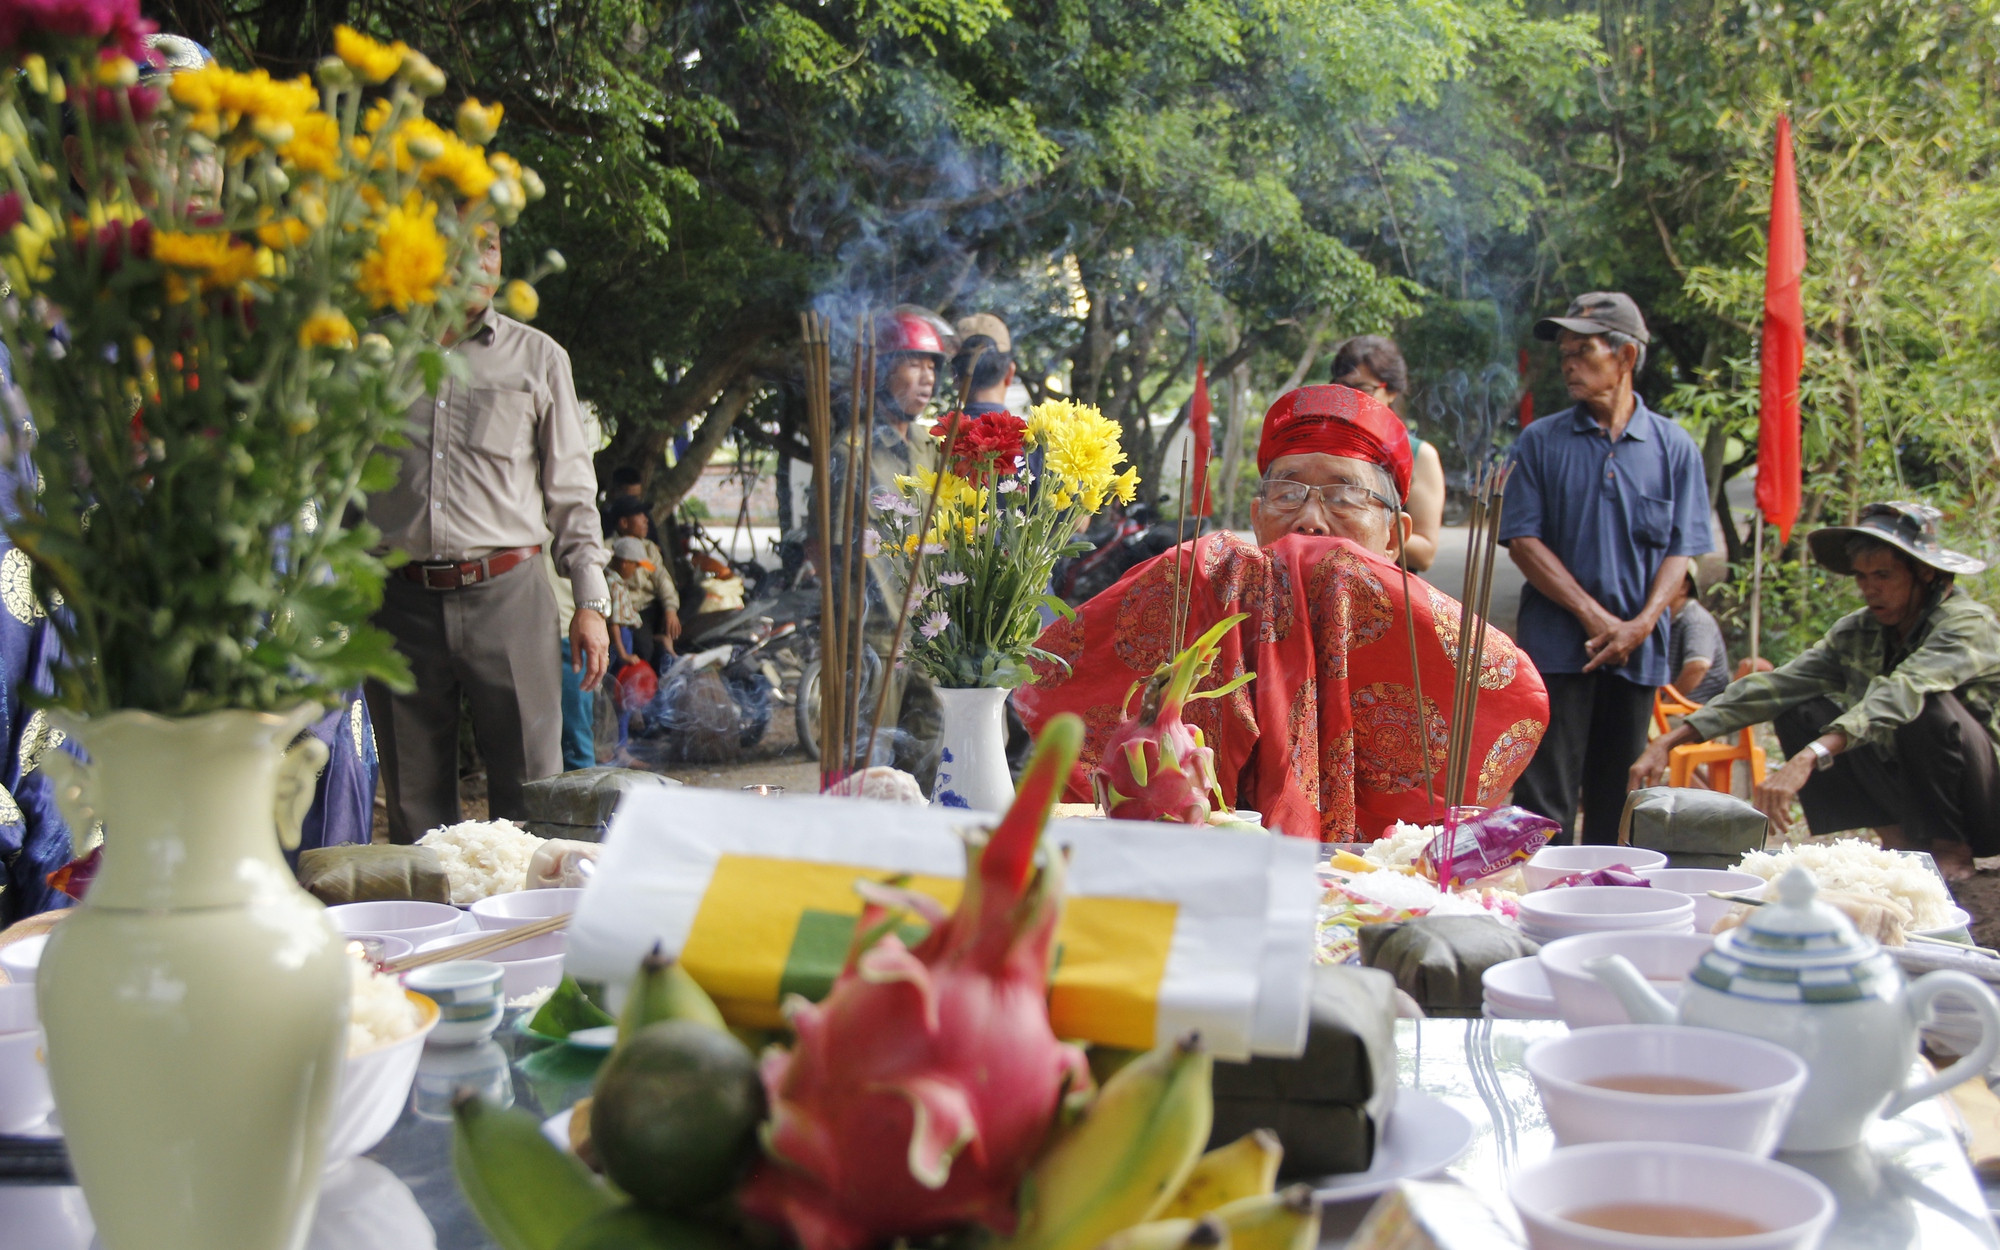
[1539,932,1714,1029]
[1914,905,1976,942]
[340,934,414,965]
[404,960,505,1046]
[1635,868,1767,933]
[1483,956,1559,1018]
[0,934,47,985]
[1509,1141,1836,1250]
[1524,845,1670,892]
[1519,887,1695,941]
[0,981,51,1132]
[469,888,584,932]
[328,901,463,951]
[324,992,440,1166]
[416,932,565,999]
[1524,1024,1808,1155]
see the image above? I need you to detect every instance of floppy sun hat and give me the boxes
[1806,501,1986,577]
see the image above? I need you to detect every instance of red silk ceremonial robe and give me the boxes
[1013,532,1550,841]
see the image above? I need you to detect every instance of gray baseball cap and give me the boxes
[1534,292,1651,345]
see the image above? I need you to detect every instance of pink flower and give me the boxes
[0,192,21,236]
[936,571,968,587]
[919,610,950,640]
[0,0,155,59]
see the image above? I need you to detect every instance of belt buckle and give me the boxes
[422,564,458,590]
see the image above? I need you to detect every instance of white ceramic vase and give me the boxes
[36,706,348,1250]
[930,685,1016,813]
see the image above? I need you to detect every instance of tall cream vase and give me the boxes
[34,706,348,1250]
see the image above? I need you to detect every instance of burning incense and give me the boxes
[801,313,841,791]
[1394,500,1435,812]
[1442,464,1511,811]
[1171,442,1193,648]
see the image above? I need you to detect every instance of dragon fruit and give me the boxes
[1092,614,1253,824]
[738,714,1096,1250]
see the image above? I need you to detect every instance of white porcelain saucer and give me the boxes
[1309,1089,1475,1204]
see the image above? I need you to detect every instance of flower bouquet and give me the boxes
[877,398,1138,690]
[0,9,551,1248]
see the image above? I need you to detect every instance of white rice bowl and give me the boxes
[418,819,543,904]
[1364,821,1440,869]
[1738,837,1955,930]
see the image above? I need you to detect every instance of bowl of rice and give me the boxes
[1737,838,1956,931]
[417,820,546,904]
[325,954,439,1168]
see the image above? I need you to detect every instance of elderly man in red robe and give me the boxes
[1014,385,1550,840]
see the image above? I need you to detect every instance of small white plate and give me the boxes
[1913,906,1975,942]
[1310,1088,1476,1204]
[542,1106,574,1152]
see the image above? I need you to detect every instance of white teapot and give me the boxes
[1586,865,2000,1151]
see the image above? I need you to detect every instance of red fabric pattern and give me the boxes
[1015,531,1550,841]
[1757,114,1806,544]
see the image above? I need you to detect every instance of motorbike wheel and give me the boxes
[795,650,882,764]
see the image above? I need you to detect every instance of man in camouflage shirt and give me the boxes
[1631,502,1999,879]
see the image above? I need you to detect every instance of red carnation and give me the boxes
[0,191,20,235]
[933,410,1027,482]
[0,0,155,59]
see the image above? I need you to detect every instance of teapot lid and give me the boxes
[1694,866,1899,1003]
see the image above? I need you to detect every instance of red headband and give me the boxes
[1257,385,1413,500]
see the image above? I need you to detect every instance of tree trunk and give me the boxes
[1220,358,1251,529]
[648,380,760,513]
[1277,309,1334,395]
[594,309,787,484]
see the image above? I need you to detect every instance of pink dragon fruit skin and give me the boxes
[1092,614,1252,824]
[738,715,1095,1250]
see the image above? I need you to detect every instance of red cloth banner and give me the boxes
[1189,358,1213,517]
[1757,115,1806,544]
[1518,349,1534,427]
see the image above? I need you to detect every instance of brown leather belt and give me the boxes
[399,545,541,590]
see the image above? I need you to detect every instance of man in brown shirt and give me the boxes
[365,227,611,841]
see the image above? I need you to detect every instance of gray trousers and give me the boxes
[366,560,563,844]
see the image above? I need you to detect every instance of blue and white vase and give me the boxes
[930,686,1016,814]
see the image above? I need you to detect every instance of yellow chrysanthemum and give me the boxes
[356,193,446,311]
[153,230,260,293]
[359,112,496,199]
[500,279,538,321]
[896,467,983,512]
[1026,398,1131,513]
[169,67,318,130]
[279,111,342,177]
[254,212,310,250]
[298,307,357,349]
[334,26,408,84]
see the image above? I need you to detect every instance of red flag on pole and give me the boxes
[1517,348,1534,427]
[1189,357,1214,517]
[1757,115,1806,544]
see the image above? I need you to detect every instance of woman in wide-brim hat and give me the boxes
[1631,500,2000,879]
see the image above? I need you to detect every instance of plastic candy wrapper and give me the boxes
[1315,867,1519,964]
[1420,805,1559,889]
[1547,864,1652,890]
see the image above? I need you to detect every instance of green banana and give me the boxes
[1158,1129,1282,1218]
[617,942,727,1045]
[1100,1215,1228,1250]
[1210,1186,1319,1250]
[1000,1033,1215,1250]
[553,1204,747,1250]
[453,1091,620,1250]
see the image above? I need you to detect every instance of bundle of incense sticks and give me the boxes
[1442,462,1511,813]
[802,312,970,789]
[1167,443,1197,649]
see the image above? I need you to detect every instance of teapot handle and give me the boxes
[1881,970,2000,1121]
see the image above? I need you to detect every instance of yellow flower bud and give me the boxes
[252,117,295,147]
[455,98,503,145]
[401,52,446,97]
[359,333,393,364]
[315,56,354,90]
[519,166,545,202]
[500,279,539,321]
[46,75,65,105]
[21,56,47,96]
[405,132,444,162]
[298,306,357,350]
[96,57,138,87]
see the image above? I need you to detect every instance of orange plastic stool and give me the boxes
[1652,684,1767,792]
[1669,728,1767,792]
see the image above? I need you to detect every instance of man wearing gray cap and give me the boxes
[1499,293,1713,844]
[1633,502,2000,879]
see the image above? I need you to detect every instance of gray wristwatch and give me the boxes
[579,597,611,617]
[1805,740,1836,771]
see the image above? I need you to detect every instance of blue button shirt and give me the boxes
[1497,398,1713,685]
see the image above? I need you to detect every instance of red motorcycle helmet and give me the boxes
[876,309,950,367]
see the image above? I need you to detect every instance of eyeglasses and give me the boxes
[1257,480,1396,516]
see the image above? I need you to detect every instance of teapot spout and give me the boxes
[1584,953,1677,1025]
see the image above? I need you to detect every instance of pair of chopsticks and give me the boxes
[1706,891,1998,957]
[380,912,569,974]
